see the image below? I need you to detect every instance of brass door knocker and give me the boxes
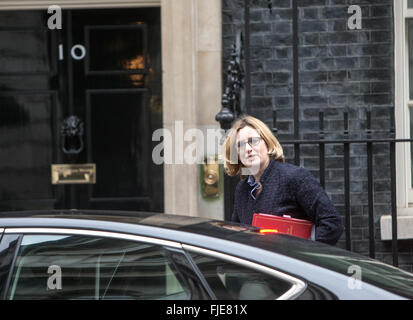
[60,115,84,155]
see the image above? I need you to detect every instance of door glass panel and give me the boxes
[89,92,149,199]
[409,20,413,188]
[408,20,413,100]
[0,10,57,210]
[407,20,413,189]
[190,253,293,300]
[410,108,413,188]
[7,234,190,300]
[0,30,51,74]
[409,0,413,8]
[0,11,45,27]
[87,26,145,72]
[0,95,54,201]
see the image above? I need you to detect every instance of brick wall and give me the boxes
[222,0,413,272]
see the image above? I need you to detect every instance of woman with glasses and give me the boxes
[222,115,343,245]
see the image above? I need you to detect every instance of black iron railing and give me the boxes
[218,0,405,268]
[273,109,409,267]
[223,109,407,267]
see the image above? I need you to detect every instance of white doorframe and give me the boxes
[394,0,410,208]
[0,0,160,10]
[381,0,413,240]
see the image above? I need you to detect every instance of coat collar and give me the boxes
[246,158,277,185]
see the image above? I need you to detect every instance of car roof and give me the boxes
[0,209,363,265]
[0,209,266,250]
[1,209,413,299]
[0,209,406,264]
[0,209,249,239]
[0,209,212,229]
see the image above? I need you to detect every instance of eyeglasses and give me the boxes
[237,137,261,150]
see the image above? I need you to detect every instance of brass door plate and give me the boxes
[201,158,220,198]
[51,164,96,185]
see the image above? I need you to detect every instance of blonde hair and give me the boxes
[222,115,285,177]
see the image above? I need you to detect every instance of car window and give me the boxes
[189,253,293,300]
[297,251,413,299]
[6,234,190,300]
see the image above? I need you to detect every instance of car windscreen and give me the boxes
[225,231,413,299]
[295,248,413,299]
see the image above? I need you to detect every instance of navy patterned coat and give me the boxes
[232,159,344,245]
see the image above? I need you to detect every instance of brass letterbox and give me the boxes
[51,164,96,185]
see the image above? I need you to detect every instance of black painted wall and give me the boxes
[222,0,413,272]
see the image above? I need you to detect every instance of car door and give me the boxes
[0,229,209,300]
[182,245,308,300]
[0,227,336,300]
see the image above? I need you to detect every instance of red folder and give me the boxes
[252,213,313,239]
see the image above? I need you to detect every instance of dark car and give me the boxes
[0,210,412,300]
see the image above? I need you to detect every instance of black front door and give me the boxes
[0,8,163,212]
